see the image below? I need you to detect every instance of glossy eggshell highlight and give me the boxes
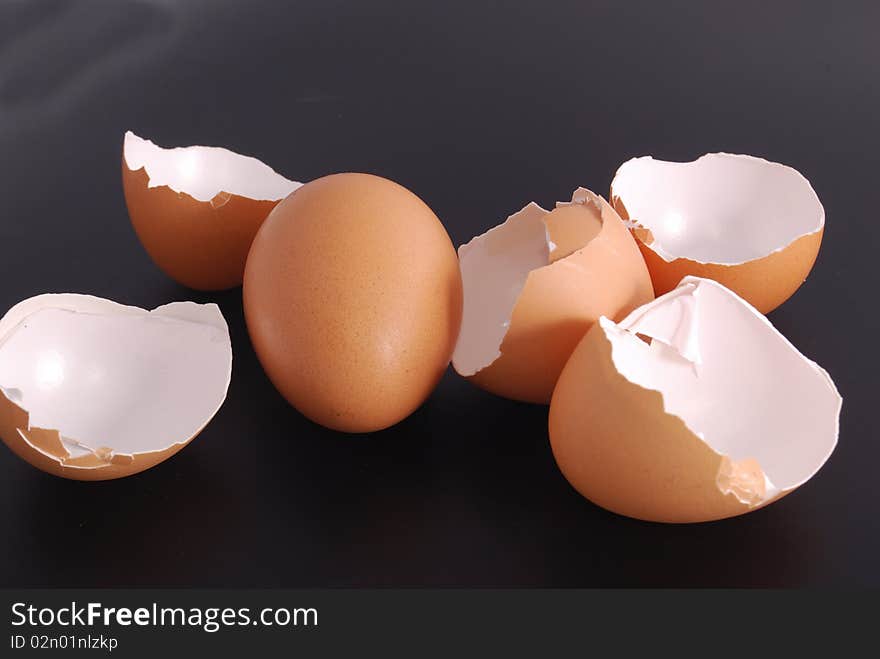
[243,173,463,433]
[468,193,654,404]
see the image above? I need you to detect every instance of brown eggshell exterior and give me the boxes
[548,324,786,523]
[612,197,823,314]
[468,197,654,404]
[0,390,190,480]
[122,162,283,291]
[243,173,463,433]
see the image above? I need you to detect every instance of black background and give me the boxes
[0,0,876,587]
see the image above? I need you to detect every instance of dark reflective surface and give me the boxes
[0,0,877,587]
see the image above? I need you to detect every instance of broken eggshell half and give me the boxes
[122,131,302,291]
[548,276,841,523]
[610,153,824,314]
[0,294,232,480]
[452,188,654,404]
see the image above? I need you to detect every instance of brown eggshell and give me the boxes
[548,323,761,522]
[243,173,463,433]
[617,201,824,314]
[0,392,183,480]
[122,132,300,291]
[610,153,825,314]
[0,294,232,480]
[464,190,654,404]
[548,277,841,523]
[123,166,281,290]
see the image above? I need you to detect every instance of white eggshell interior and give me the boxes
[600,277,840,497]
[0,295,232,457]
[611,154,824,264]
[452,202,552,377]
[124,131,302,203]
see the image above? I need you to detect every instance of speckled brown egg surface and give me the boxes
[243,173,463,433]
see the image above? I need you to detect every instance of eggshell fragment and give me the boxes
[452,188,654,404]
[243,173,463,433]
[122,131,302,291]
[548,276,841,523]
[610,154,824,313]
[0,294,232,480]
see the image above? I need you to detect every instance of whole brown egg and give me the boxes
[243,173,463,433]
